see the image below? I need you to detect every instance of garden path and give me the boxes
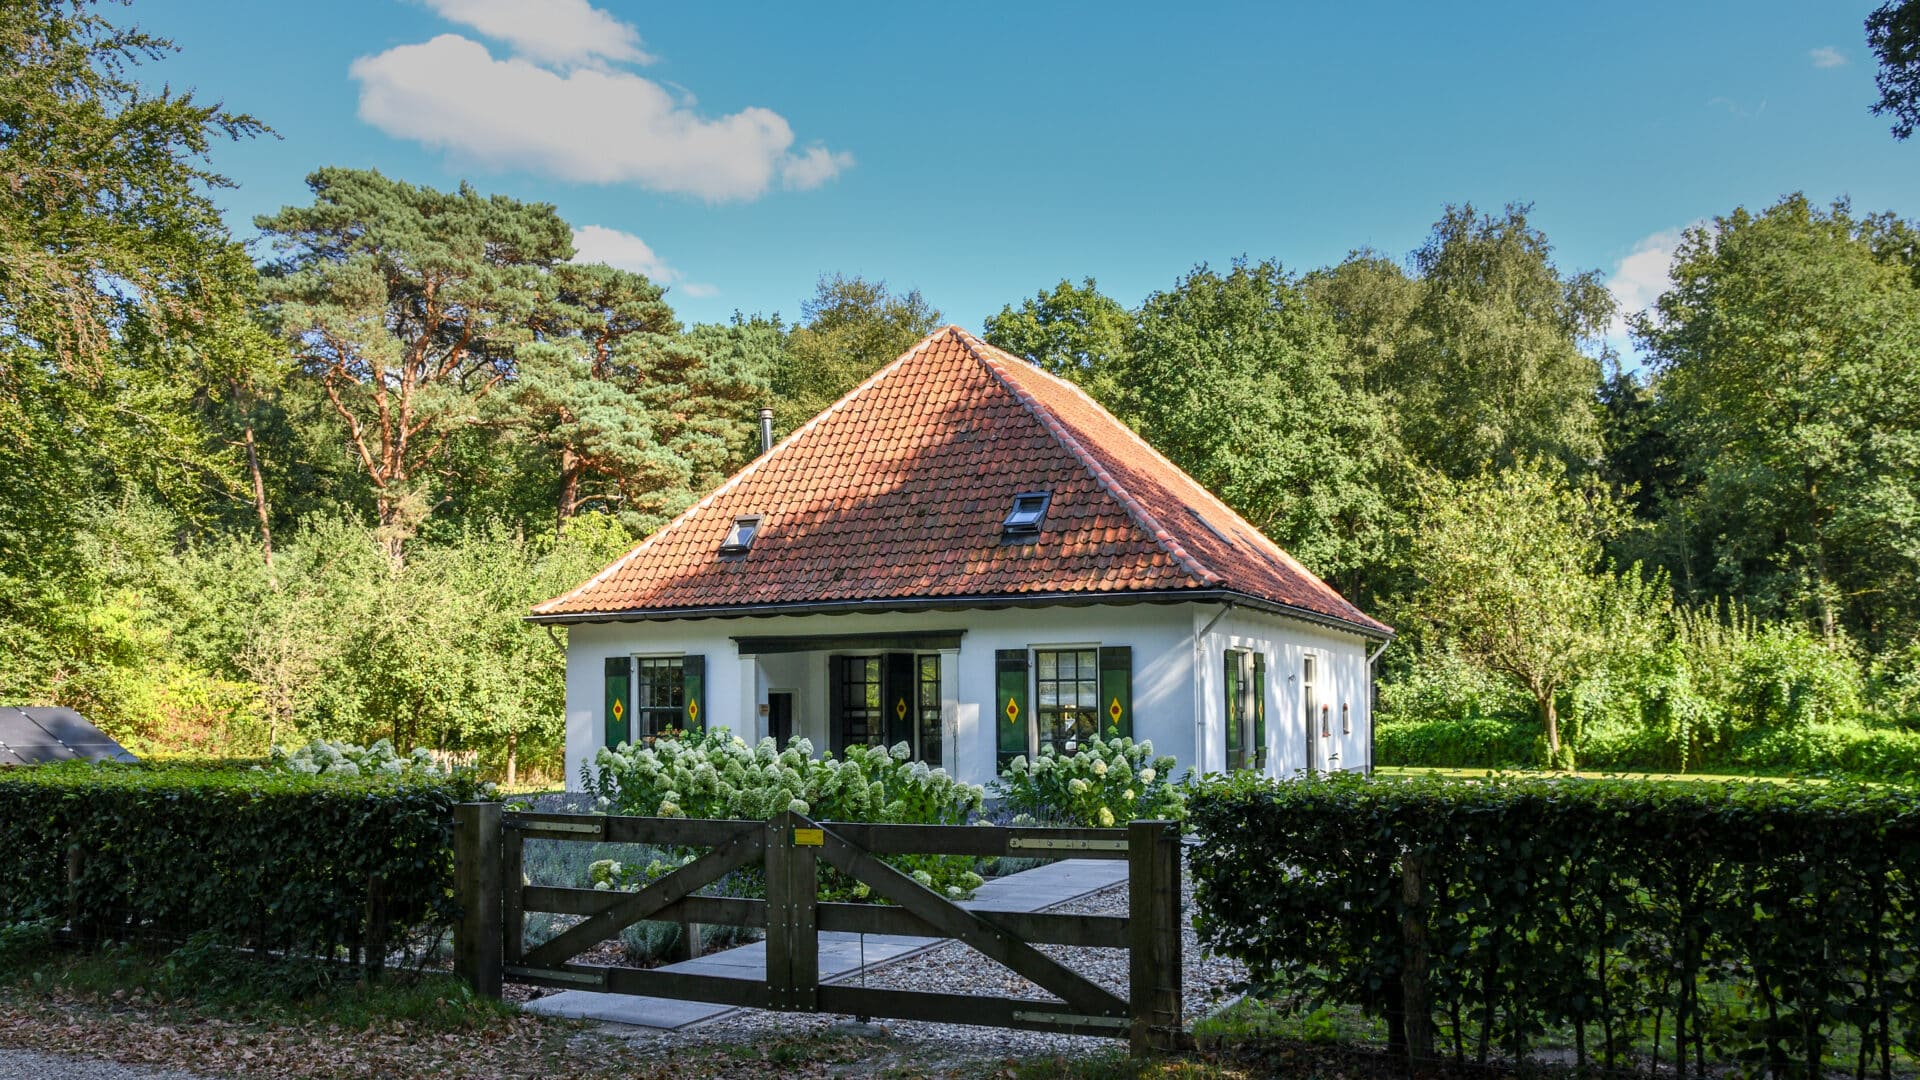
[520,857,1128,1030]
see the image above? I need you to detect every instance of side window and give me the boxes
[1225,649,1255,770]
[635,656,685,737]
[1035,648,1099,754]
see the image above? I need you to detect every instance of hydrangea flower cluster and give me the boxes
[581,729,988,897]
[583,729,984,825]
[265,738,490,794]
[995,732,1184,827]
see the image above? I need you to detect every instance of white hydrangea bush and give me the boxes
[994,732,1184,827]
[581,729,986,898]
[265,738,495,795]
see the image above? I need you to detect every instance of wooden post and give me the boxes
[1401,849,1434,1067]
[501,824,525,966]
[1128,820,1184,1056]
[765,812,819,1012]
[454,802,503,998]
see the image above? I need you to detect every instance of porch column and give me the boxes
[939,648,960,776]
[737,655,760,743]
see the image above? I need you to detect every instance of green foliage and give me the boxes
[1636,195,1920,646]
[1372,717,1541,768]
[0,761,487,973]
[994,733,1184,827]
[983,277,1132,400]
[1190,772,1920,1075]
[264,737,495,790]
[1869,0,1920,139]
[770,274,942,432]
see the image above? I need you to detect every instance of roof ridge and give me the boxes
[957,329,1360,612]
[533,331,948,615]
[953,329,1224,589]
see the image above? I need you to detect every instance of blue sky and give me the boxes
[141,0,1911,359]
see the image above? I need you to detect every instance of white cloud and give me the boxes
[571,225,716,298]
[351,19,852,202]
[1809,46,1847,69]
[1605,227,1688,356]
[418,0,652,67]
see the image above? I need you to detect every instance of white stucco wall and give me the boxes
[1196,606,1376,776]
[562,600,1381,790]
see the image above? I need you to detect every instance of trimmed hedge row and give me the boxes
[1189,773,1920,1077]
[0,761,488,973]
[1376,716,1920,781]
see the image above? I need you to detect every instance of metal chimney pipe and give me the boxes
[759,407,774,455]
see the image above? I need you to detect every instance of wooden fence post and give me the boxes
[454,802,503,998]
[1402,849,1434,1067]
[1129,819,1184,1056]
[765,812,818,1012]
[501,822,525,967]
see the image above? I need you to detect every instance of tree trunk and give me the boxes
[243,422,274,565]
[505,731,518,788]
[557,450,581,529]
[1539,690,1562,760]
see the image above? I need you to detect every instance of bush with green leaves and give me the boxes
[0,761,490,976]
[1189,771,1920,1077]
[264,737,493,791]
[581,729,987,898]
[994,733,1183,827]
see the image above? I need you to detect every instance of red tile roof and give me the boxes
[533,327,1391,636]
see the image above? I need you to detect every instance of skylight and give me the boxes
[1002,492,1051,539]
[719,515,762,555]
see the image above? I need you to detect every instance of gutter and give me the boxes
[1192,601,1236,778]
[1364,637,1390,775]
[528,587,1393,643]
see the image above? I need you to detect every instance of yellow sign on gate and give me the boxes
[792,828,824,847]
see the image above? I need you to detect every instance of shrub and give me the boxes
[1189,771,1920,1076]
[582,729,987,898]
[1372,718,1539,768]
[994,733,1183,826]
[0,760,489,975]
[265,737,492,789]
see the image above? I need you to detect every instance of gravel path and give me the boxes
[592,855,1244,1064]
[0,1048,214,1080]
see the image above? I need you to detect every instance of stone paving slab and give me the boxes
[521,857,1128,1030]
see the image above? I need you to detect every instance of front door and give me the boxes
[768,691,794,747]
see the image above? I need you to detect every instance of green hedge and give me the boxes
[0,761,488,973]
[1372,718,1541,768]
[1189,773,1920,1077]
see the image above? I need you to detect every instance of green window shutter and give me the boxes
[604,656,631,748]
[681,654,705,733]
[995,649,1029,770]
[1098,646,1132,739]
[1225,652,1244,768]
[1253,653,1268,771]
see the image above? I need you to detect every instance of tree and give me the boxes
[0,0,262,700]
[1119,261,1405,601]
[1303,249,1427,393]
[770,274,942,431]
[1388,204,1614,478]
[255,169,574,556]
[983,278,1132,402]
[1635,195,1920,646]
[1869,0,1920,139]
[1399,463,1635,761]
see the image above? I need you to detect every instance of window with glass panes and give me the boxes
[916,655,942,767]
[635,657,684,736]
[1035,648,1099,753]
[836,656,883,749]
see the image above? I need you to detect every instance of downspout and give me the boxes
[1192,601,1235,778]
[1365,638,1390,775]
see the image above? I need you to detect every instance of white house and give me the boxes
[532,327,1392,790]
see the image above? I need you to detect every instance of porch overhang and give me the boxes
[732,630,966,655]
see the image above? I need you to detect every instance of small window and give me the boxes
[719,515,762,554]
[1003,492,1051,538]
[1342,702,1352,734]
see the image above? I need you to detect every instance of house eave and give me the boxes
[527,588,1393,642]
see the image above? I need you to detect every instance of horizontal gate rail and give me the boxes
[455,804,1184,1053]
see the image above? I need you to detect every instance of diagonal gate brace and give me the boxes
[815,821,1129,1018]
[521,826,765,969]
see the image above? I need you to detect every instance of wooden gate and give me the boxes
[452,805,1184,1053]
